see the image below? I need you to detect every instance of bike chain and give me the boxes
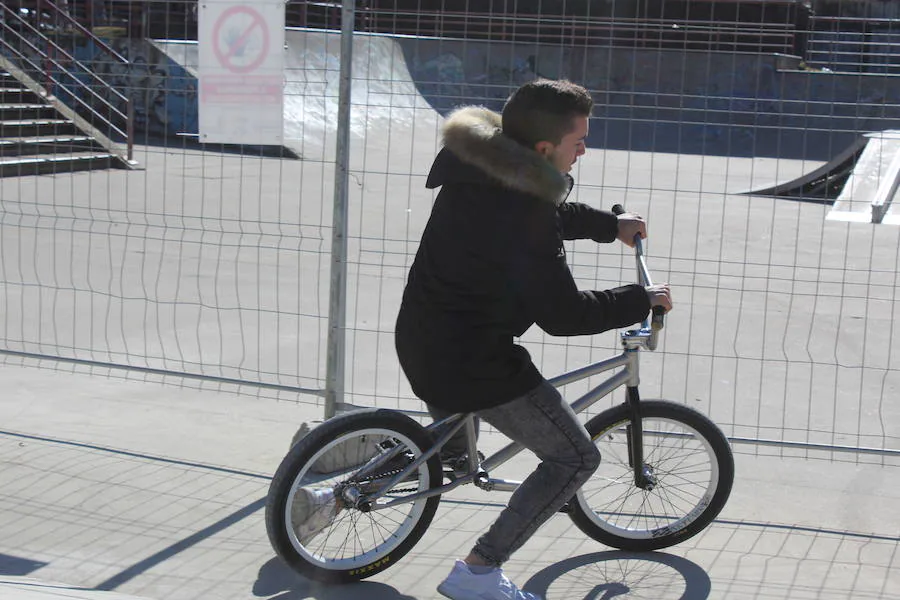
[352,465,420,495]
[349,459,452,496]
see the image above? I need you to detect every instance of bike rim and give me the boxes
[578,416,720,540]
[284,427,431,570]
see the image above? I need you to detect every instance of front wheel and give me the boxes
[265,409,443,583]
[569,400,734,551]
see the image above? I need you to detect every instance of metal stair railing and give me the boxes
[0,1,134,162]
[37,0,131,65]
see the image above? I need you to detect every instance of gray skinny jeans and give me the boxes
[427,379,601,565]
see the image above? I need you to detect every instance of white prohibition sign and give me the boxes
[212,5,270,74]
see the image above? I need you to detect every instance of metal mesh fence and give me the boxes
[326,1,900,465]
[0,0,898,463]
[0,0,331,405]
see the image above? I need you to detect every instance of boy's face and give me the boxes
[546,115,589,174]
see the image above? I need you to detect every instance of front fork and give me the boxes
[625,385,657,491]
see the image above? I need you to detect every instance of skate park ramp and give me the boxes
[155,29,443,164]
[745,130,900,224]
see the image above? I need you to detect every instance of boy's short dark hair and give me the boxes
[501,79,594,148]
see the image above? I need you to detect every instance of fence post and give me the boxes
[324,1,356,419]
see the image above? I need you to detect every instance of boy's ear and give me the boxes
[533,140,555,157]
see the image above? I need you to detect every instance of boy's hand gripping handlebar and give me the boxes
[611,204,666,350]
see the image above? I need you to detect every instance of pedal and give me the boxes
[473,470,492,490]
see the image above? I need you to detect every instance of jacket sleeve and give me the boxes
[557,201,619,242]
[515,208,650,336]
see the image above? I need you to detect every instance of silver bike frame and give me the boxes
[364,332,657,509]
[361,232,661,509]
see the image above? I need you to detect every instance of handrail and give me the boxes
[363,12,795,51]
[810,15,900,26]
[37,0,129,65]
[393,22,793,42]
[0,16,126,125]
[368,10,796,31]
[290,3,799,31]
[0,33,127,141]
[0,3,129,109]
[293,5,796,51]
[367,10,796,35]
[804,14,900,73]
[1,2,134,161]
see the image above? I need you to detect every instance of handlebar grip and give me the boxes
[612,203,642,247]
[651,305,666,330]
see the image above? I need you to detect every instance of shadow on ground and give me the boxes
[523,550,712,600]
[0,553,47,577]
[252,558,419,600]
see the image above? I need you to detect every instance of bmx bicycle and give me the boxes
[265,205,735,583]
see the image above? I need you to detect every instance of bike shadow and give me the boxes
[522,550,712,600]
[251,558,419,600]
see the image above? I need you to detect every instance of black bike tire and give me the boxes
[265,408,443,583]
[569,400,734,551]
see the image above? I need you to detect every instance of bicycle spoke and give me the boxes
[578,411,727,542]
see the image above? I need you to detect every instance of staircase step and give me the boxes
[0,152,117,177]
[0,135,95,145]
[0,135,100,157]
[0,73,131,173]
[0,87,40,104]
[0,103,58,121]
[0,118,78,137]
[0,104,48,109]
[1,118,72,126]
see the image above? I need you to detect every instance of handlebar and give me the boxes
[611,204,665,350]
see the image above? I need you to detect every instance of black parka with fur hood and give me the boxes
[395,106,651,412]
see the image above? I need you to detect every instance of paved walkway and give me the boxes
[1,357,898,599]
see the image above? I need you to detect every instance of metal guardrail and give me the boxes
[286,3,900,73]
[37,0,131,64]
[806,15,900,74]
[0,0,134,161]
[288,4,797,54]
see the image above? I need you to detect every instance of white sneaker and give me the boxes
[437,560,542,600]
[291,487,338,545]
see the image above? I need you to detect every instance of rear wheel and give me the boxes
[569,400,734,551]
[265,409,442,582]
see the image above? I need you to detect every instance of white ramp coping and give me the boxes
[0,576,155,600]
[827,130,900,224]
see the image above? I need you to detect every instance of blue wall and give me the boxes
[70,38,198,139]
[398,38,900,160]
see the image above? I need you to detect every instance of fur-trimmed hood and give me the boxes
[426,106,572,206]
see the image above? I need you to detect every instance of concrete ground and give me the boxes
[0,356,898,600]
